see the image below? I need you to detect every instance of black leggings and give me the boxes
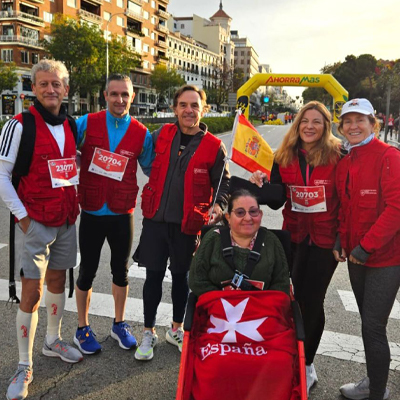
[76,212,134,290]
[290,242,338,365]
[348,262,400,400]
[143,269,189,328]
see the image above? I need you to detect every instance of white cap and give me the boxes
[340,98,374,117]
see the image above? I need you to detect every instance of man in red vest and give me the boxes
[0,60,82,400]
[134,85,230,361]
[73,74,154,356]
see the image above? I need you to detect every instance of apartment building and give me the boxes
[167,31,217,91]
[0,0,170,116]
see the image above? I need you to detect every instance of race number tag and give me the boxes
[48,158,79,188]
[89,148,129,181]
[290,185,327,213]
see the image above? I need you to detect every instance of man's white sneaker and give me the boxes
[306,363,318,395]
[135,331,158,361]
[7,364,33,400]
[340,377,389,400]
[166,326,184,352]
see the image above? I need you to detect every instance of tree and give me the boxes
[205,63,234,112]
[150,64,185,107]
[232,67,245,92]
[0,61,18,94]
[43,14,106,113]
[107,37,142,76]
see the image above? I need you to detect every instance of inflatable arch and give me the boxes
[236,74,348,122]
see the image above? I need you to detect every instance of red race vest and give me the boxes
[79,111,146,214]
[15,106,79,227]
[280,159,339,248]
[141,124,220,235]
[336,139,400,267]
[182,291,301,400]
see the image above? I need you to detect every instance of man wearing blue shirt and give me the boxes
[73,74,153,355]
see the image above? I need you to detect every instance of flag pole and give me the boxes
[208,109,241,222]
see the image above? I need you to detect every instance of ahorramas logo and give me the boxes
[194,168,207,174]
[314,179,331,185]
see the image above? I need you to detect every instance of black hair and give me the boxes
[227,189,260,213]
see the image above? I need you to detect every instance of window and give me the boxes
[104,11,111,21]
[139,93,146,102]
[67,0,76,7]
[151,32,155,40]
[116,16,124,27]
[1,49,13,62]
[31,53,39,64]
[151,16,156,24]
[241,51,244,56]
[43,12,53,23]
[21,50,29,64]
[143,44,149,52]
[151,0,155,7]
[143,61,149,69]
[143,11,149,19]
[180,24,185,29]
[150,48,154,55]
[117,0,124,8]
[143,27,149,36]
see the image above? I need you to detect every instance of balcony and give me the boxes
[28,0,44,3]
[156,40,167,49]
[126,9,144,22]
[126,27,145,38]
[155,55,168,64]
[0,10,44,27]
[85,0,103,5]
[158,0,169,4]
[77,9,102,24]
[156,9,170,20]
[130,0,143,4]
[0,35,43,48]
[156,24,169,34]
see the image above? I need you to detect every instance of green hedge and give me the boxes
[142,117,236,135]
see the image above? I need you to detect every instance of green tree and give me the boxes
[0,61,18,94]
[107,37,142,76]
[42,14,105,113]
[150,64,185,107]
[232,67,244,92]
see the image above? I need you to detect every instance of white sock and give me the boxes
[16,309,38,367]
[45,290,65,345]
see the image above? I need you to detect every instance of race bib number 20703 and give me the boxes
[290,185,327,213]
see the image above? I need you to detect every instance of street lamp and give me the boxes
[105,11,127,84]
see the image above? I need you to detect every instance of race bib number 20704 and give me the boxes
[89,148,129,181]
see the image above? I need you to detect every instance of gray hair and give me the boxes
[31,60,69,87]
[105,74,133,93]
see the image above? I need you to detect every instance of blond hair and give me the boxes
[274,101,341,167]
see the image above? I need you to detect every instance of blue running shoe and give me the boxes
[73,326,102,355]
[111,321,137,350]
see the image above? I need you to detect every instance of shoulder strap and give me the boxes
[66,115,77,144]
[220,226,234,270]
[13,112,36,180]
[242,228,266,278]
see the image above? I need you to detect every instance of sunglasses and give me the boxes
[231,207,261,218]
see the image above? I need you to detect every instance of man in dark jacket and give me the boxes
[135,85,230,361]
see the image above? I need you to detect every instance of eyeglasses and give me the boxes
[231,207,261,218]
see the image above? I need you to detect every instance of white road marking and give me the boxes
[0,243,7,250]
[0,278,172,327]
[338,290,400,320]
[318,330,400,371]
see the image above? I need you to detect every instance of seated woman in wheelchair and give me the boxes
[189,189,290,296]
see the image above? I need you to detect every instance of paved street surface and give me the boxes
[1,124,399,399]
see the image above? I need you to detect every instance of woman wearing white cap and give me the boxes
[334,98,400,400]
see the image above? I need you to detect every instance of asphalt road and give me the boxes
[0,123,399,400]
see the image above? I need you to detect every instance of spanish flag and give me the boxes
[230,113,274,179]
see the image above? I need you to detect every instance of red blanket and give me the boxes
[185,291,301,400]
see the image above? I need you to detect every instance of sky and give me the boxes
[168,0,400,98]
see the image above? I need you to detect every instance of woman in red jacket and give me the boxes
[250,101,341,395]
[334,98,400,400]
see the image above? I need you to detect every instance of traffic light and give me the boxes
[263,96,270,103]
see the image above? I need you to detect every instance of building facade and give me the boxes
[0,0,170,116]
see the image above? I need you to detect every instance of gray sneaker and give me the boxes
[340,377,389,400]
[166,326,184,352]
[7,364,33,400]
[135,330,158,361]
[42,338,83,363]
